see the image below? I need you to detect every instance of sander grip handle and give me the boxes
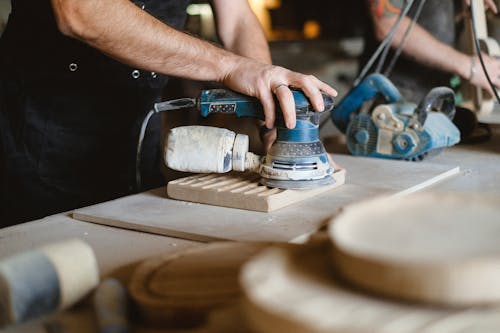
[199,89,265,119]
[199,89,335,120]
[332,74,402,133]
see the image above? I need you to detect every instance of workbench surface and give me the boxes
[1,126,500,333]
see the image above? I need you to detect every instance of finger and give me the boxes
[494,72,500,88]
[484,81,495,96]
[262,128,277,154]
[311,76,338,97]
[300,76,338,112]
[259,90,276,129]
[289,75,338,112]
[484,57,500,87]
[486,0,498,13]
[299,78,327,112]
[274,85,296,129]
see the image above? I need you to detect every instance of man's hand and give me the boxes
[465,0,498,14]
[463,0,500,95]
[222,58,337,129]
[212,0,337,132]
[469,53,500,96]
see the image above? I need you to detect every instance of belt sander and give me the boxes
[331,74,460,161]
[154,89,336,190]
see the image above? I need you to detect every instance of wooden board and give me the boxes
[72,154,459,243]
[328,192,500,307]
[241,241,500,333]
[129,242,266,327]
[478,108,500,125]
[167,169,345,212]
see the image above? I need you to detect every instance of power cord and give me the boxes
[355,0,415,86]
[374,0,416,73]
[136,108,158,191]
[320,0,415,130]
[136,98,196,190]
[383,0,427,76]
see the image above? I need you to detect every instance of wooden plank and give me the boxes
[334,154,460,193]
[72,154,459,243]
[329,192,500,307]
[478,108,500,124]
[167,169,346,212]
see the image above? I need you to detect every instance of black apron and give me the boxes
[361,0,456,103]
[0,0,190,226]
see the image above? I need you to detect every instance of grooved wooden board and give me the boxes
[241,242,500,333]
[167,169,346,212]
[328,192,500,307]
[72,154,459,243]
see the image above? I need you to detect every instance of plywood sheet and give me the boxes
[72,154,459,243]
[329,192,500,307]
[167,169,346,212]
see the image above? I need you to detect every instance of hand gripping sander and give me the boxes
[156,89,336,190]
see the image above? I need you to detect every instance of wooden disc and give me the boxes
[129,242,266,326]
[328,192,500,306]
[240,242,500,333]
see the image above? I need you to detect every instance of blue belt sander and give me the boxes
[331,74,460,160]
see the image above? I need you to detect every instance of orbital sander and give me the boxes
[153,89,335,190]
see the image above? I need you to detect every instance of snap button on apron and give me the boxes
[132,70,140,79]
[132,1,146,9]
[69,63,78,72]
[151,72,157,78]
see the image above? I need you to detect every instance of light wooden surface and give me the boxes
[0,140,497,333]
[73,154,459,243]
[241,241,500,333]
[328,192,500,307]
[0,214,199,278]
[167,169,346,212]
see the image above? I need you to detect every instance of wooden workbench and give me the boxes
[2,125,500,333]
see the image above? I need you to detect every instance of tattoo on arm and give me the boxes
[370,0,405,18]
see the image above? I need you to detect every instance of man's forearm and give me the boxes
[51,0,242,82]
[50,0,337,129]
[212,0,271,64]
[376,15,470,79]
[221,16,271,64]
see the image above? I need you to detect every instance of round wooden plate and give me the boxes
[328,192,500,306]
[129,242,266,327]
[240,241,500,333]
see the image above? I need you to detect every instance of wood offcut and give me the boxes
[128,242,266,327]
[329,192,500,307]
[241,242,500,333]
[167,169,346,212]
